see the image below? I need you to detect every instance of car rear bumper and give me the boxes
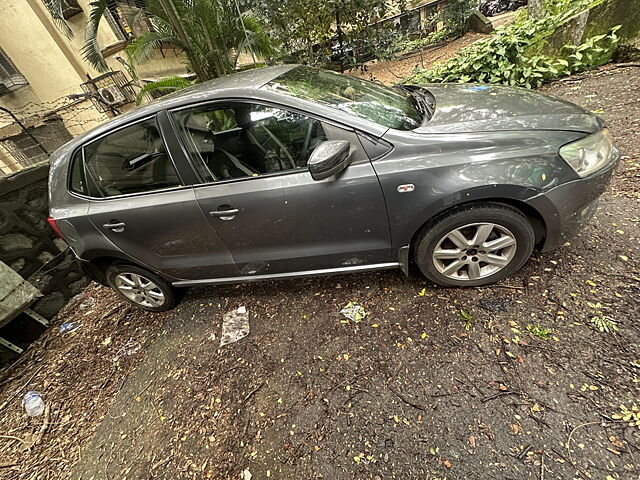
[526,155,619,251]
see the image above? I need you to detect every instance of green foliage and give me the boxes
[397,29,457,55]
[587,301,619,333]
[460,309,473,330]
[82,0,110,72]
[590,315,619,333]
[526,324,551,339]
[43,0,274,79]
[439,0,477,36]
[382,0,475,59]
[409,0,621,88]
[254,0,407,69]
[135,76,195,105]
[41,0,73,37]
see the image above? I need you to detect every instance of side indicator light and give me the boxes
[397,184,415,193]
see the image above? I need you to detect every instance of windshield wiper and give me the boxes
[395,85,433,121]
[411,91,434,120]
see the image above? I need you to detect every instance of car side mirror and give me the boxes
[308,140,352,181]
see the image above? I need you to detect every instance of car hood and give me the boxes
[412,84,601,134]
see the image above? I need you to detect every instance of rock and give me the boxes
[32,291,65,319]
[469,11,494,34]
[616,38,640,62]
[0,233,34,252]
[9,258,25,272]
[53,238,68,252]
[37,251,55,264]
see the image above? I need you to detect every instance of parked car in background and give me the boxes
[48,65,619,311]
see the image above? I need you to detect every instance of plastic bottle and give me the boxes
[23,391,45,416]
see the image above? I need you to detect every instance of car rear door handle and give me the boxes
[103,221,126,232]
[209,208,239,220]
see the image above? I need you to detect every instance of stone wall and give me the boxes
[0,163,88,318]
[546,0,640,55]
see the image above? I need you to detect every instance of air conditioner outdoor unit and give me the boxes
[97,85,126,105]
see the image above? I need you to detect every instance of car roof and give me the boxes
[69,64,299,145]
[156,64,298,103]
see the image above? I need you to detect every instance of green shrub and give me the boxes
[398,29,456,54]
[408,0,621,88]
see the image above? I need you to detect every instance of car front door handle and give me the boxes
[209,208,239,221]
[103,221,126,233]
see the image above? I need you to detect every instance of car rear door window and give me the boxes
[77,118,181,197]
[172,103,327,183]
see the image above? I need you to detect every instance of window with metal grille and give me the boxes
[62,0,83,19]
[106,0,151,41]
[0,49,28,96]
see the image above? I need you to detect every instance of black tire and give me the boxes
[414,202,535,287]
[106,264,177,312]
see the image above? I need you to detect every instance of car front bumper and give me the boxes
[526,152,619,251]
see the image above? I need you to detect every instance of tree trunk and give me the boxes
[158,0,210,80]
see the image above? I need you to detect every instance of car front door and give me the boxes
[170,102,392,277]
[78,115,238,281]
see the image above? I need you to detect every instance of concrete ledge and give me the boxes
[1,162,49,196]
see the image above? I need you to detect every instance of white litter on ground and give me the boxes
[340,301,366,322]
[220,306,250,346]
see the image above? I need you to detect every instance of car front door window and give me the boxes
[172,103,327,183]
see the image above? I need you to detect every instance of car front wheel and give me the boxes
[414,203,535,287]
[106,264,176,311]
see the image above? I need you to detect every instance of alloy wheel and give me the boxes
[114,272,166,308]
[432,222,518,281]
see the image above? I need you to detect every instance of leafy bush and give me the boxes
[397,28,457,54]
[440,0,477,36]
[408,0,621,88]
[395,0,475,55]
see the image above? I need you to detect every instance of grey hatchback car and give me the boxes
[48,65,619,311]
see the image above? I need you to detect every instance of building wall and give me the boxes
[0,0,189,171]
[0,1,113,111]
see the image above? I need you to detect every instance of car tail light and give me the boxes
[47,216,64,238]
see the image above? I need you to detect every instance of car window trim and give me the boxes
[67,146,87,196]
[167,98,369,187]
[68,113,187,201]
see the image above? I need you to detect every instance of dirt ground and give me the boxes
[1,65,640,480]
[350,32,487,85]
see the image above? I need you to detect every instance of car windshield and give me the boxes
[266,66,423,131]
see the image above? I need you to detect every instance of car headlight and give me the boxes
[559,128,616,177]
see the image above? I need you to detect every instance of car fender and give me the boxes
[403,183,550,247]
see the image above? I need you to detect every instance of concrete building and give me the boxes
[0,0,187,174]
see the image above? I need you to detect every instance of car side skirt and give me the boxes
[171,262,401,286]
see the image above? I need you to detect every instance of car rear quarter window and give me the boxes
[78,118,182,198]
[69,148,87,195]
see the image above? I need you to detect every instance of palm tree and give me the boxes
[44,0,275,82]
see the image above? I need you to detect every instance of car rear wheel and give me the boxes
[414,203,535,287]
[106,264,176,312]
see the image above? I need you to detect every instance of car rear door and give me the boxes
[78,113,238,281]
[170,101,393,277]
